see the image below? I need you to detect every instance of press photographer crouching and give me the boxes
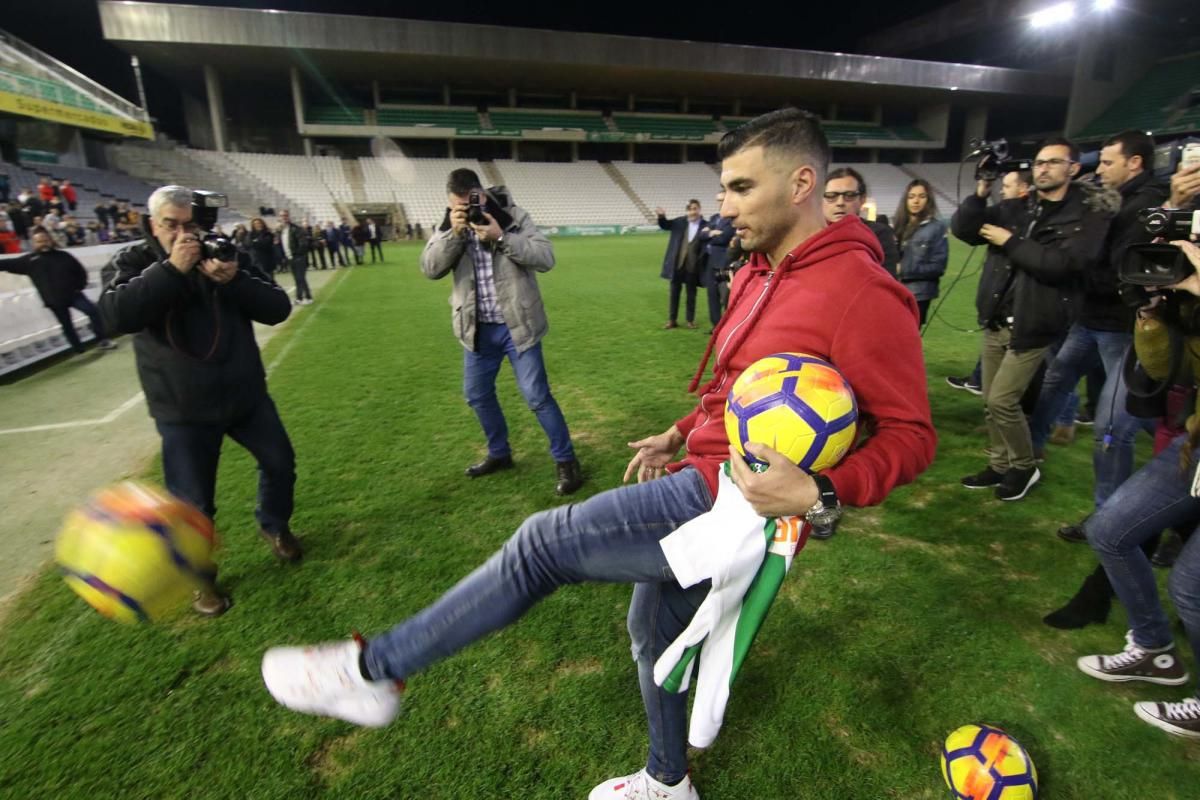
[99,185,301,617]
[1069,217,1200,739]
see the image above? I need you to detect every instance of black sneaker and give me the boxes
[995,466,1040,501]
[1075,409,1095,426]
[946,375,983,396]
[1152,530,1183,568]
[1057,522,1087,543]
[961,466,1005,489]
[1077,631,1190,685]
[1134,697,1200,739]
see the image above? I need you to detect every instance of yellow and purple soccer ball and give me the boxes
[940,724,1039,800]
[55,481,217,623]
[724,353,858,473]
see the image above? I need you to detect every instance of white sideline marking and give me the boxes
[0,272,349,436]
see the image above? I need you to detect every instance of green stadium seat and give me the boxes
[1077,55,1200,140]
[376,108,482,129]
[488,110,609,132]
[613,115,718,138]
[305,106,365,125]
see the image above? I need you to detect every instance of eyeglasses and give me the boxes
[823,191,863,202]
[1033,158,1075,169]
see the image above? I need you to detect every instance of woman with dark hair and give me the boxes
[894,179,948,325]
[247,217,277,274]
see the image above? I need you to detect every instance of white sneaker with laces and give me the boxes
[261,636,403,727]
[588,769,700,800]
[1134,696,1200,738]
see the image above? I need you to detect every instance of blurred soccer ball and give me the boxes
[56,481,216,623]
[940,724,1039,800]
[724,353,857,473]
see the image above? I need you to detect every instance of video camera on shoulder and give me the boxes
[191,190,237,262]
[969,139,1032,182]
[1120,208,1200,290]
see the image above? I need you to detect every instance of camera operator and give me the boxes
[1069,237,1200,738]
[421,168,583,496]
[1029,131,1164,527]
[823,167,900,276]
[954,137,1114,502]
[99,185,301,617]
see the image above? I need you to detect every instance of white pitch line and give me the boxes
[0,271,351,436]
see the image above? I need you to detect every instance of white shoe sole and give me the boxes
[997,469,1040,501]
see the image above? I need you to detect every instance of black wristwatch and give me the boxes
[804,474,842,527]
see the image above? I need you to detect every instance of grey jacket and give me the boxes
[420,201,555,353]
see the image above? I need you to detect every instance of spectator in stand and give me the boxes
[1,228,116,353]
[63,221,85,248]
[247,218,276,275]
[655,200,707,330]
[95,198,111,230]
[60,180,78,212]
[366,217,384,263]
[894,179,948,326]
[822,167,900,276]
[324,221,346,267]
[37,177,54,206]
[21,189,45,232]
[0,171,9,203]
[106,199,120,228]
[278,209,312,304]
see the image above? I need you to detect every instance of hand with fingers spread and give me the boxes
[727,443,819,518]
[623,426,685,484]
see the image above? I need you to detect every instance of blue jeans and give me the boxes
[155,394,296,535]
[363,468,715,785]
[464,322,575,463]
[1030,324,1145,506]
[1086,434,1200,692]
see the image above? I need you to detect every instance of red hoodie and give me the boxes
[670,215,935,507]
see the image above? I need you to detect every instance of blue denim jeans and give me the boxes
[464,322,575,463]
[1086,434,1200,691]
[1030,324,1146,506]
[363,468,715,785]
[155,394,296,534]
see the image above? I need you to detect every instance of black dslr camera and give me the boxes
[467,188,489,226]
[191,190,237,262]
[1120,208,1200,291]
[969,139,1032,181]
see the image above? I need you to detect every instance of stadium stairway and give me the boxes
[481,161,506,188]
[602,163,655,223]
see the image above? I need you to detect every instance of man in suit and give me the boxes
[278,209,311,305]
[655,200,706,329]
[366,218,384,263]
[699,211,735,331]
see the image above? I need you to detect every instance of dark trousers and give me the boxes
[916,299,931,326]
[289,256,311,301]
[369,240,383,263]
[155,395,296,535]
[309,246,328,270]
[328,245,347,267]
[668,269,700,324]
[702,269,723,327]
[50,293,106,353]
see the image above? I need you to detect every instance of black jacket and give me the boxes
[1,248,87,308]
[865,217,901,277]
[278,223,309,259]
[657,215,706,280]
[98,239,291,424]
[953,181,1116,350]
[1086,170,1169,331]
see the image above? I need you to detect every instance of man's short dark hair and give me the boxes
[1102,129,1155,170]
[717,108,830,179]
[1037,136,1081,163]
[826,167,867,196]
[687,199,701,208]
[447,168,484,195]
[30,226,49,237]
[1015,170,1033,187]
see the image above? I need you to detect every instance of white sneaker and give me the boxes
[588,769,700,800]
[261,636,403,727]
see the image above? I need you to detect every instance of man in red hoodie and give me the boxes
[261,108,936,800]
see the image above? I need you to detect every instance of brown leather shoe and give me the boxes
[261,528,303,562]
[662,321,678,329]
[686,321,697,329]
[465,454,514,477]
[555,459,584,496]
[192,585,232,617]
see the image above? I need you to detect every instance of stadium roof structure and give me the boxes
[99,1,1069,105]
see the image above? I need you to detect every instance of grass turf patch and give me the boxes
[1,237,1197,799]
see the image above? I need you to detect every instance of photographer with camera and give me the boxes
[1068,235,1200,738]
[421,168,583,496]
[955,137,1115,502]
[1028,132,1163,526]
[99,185,301,616]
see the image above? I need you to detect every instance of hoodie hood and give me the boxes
[742,215,885,276]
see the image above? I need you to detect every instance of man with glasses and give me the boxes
[822,167,899,276]
[1027,132,1162,521]
[99,185,301,616]
[955,138,1116,502]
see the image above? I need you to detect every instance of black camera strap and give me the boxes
[1122,320,1183,400]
